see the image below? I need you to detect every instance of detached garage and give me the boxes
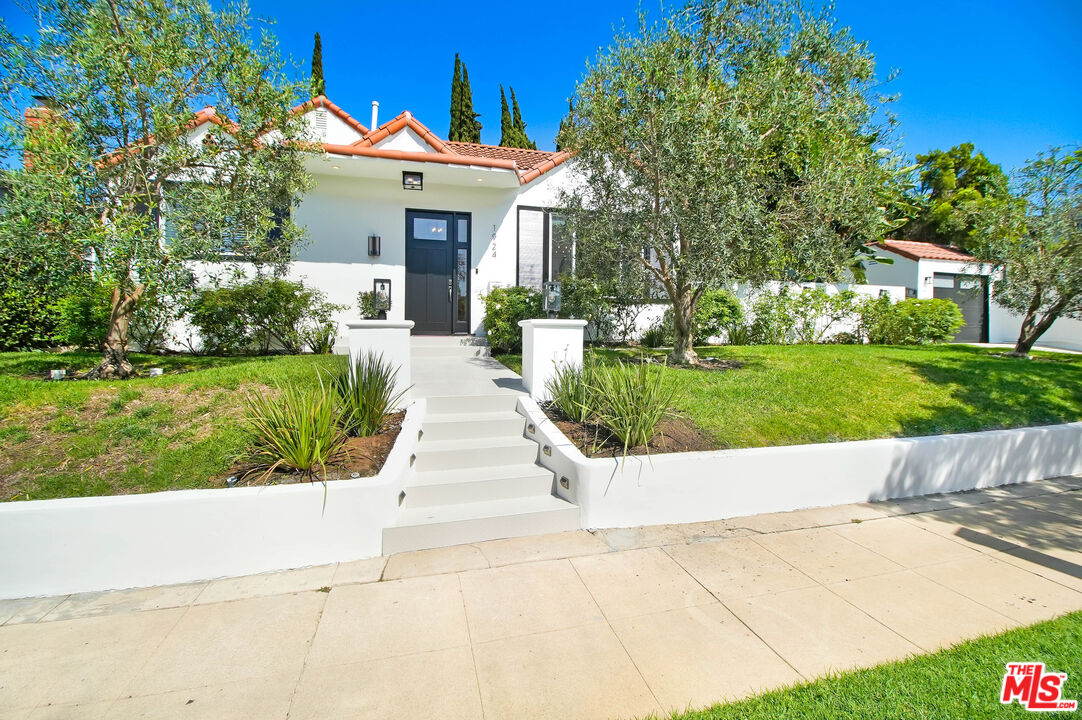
[863,239,997,343]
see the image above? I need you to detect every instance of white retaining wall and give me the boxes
[0,401,426,600]
[518,397,1082,529]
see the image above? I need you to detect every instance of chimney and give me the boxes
[371,101,379,130]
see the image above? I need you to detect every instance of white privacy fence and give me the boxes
[614,281,907,344]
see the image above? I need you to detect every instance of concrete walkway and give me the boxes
[3,476,1081,720]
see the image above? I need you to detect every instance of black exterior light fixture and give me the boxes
[373,278,391,319]
[402,171,423,191]
[543,281,562,319]
[368,234,381,257]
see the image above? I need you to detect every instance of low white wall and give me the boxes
[0,401,426,600]
[518,398,1082,529]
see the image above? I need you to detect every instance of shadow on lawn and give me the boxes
[892,345,1082,437]
[874,345,1082,506]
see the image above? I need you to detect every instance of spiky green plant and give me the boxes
[546,360,600,424]
[590,359,675,454]
[243,381,347,483]
[332,352,408,437]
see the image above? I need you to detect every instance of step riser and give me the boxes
[411,346,492,358]
[383,507,580,554]
[413,443,537,471]
[425,395,521,415]
[420,418,525,442]
[404,473,554,507]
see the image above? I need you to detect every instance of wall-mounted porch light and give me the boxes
[543,281,562,319]
[402,171,423,191]
[373,278,391,319]
[368,234,381,257]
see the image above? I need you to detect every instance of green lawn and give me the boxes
[656,610,1082,720]
[496,344,1082,448]
[0,351,343,501]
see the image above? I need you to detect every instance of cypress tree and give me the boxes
[461,65,481,143]
[311,33,325,97]
[499,85,514,147]
[449,53,463,141]
[509,87,537,150]
[556,99,573,151]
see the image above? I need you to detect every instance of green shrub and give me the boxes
[188,277,344,355]
[789,288,859,344]
[695,289,743,339]
[590,360,676,453]
[53,283,112,349]
[725,320,753,345]
[865,298,965,344]
[748,288,796,344]
[558,275,614,340]
[0,280,61,350]
[641,322,670,348]
[356,290,377,319]
[481,285,543,353]
[546,360,601,424]
[243,381,348,482]
[331,352,408,437]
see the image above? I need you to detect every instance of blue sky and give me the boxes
[3,0,1080,171]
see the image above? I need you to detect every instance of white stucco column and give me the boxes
[346,320,415,409]
[518,319,588,402]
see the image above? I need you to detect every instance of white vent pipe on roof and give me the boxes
[371,101,379,130]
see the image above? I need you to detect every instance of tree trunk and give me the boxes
[667,291,698,365]
[1008,295,1068,358]
[84,285,145,379]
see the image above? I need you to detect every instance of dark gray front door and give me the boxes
[933,273,988,343]
[405,210,470,334]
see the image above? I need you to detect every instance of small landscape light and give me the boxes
[225,475,239,487]
[372,278,391,318]
[49,369,65,381]
[543,281,562,318]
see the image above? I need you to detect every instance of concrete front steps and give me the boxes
[382,393,580,554]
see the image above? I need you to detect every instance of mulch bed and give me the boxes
[228,411,404,486]
[543,405,717,458]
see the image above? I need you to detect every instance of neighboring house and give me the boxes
[203,96,576,338]
[865,238,1082,350]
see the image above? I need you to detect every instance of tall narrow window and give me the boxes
[517,208,545,289]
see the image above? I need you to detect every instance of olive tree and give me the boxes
[0,0,314,377]
[979,147,1082,357]
[558,0,896,364]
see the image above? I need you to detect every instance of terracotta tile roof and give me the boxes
[444,142,561,173]
[873,239,977,262]
[291,96,369,136]
[323,114,573,185]
[352,111,451,154]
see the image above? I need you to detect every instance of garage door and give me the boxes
[932,273,988,343]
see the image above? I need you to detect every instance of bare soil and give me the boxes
[543,406,717,458]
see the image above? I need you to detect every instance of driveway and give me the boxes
[3,476,1081,719]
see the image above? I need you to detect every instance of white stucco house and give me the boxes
[173,95,1082,351]
[198,95,577,340]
